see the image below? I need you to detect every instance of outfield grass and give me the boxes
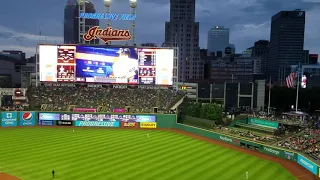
[0,128,296,180]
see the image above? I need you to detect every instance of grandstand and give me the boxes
[26,84,186,113]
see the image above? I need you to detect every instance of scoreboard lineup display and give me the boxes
[138,49,157,84]
[57,46,76,82]
[39,45,174,86]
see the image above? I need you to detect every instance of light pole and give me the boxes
[104,0,112,45]
[77,0,88,44]
[129,0,137,45]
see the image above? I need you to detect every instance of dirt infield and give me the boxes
[0,173,20,180]
[1,126,319,179]
[168,128,319,180]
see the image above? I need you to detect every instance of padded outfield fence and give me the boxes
[1,111,320,177]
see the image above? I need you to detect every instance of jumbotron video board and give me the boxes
[39,45,174,85]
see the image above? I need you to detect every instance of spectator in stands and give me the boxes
[25,85,185,113]
[277,128,320,160]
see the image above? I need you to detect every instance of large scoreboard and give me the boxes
[39,45,174,85]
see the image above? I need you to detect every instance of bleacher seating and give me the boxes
[26,86,185,113]
[235,122,274,133]
[277,128,320,161]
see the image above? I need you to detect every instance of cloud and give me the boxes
[0,25,63,43]
[0,0,320,57]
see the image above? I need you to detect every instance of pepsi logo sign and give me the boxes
[22,112,33,121]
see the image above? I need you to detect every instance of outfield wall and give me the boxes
[0,111,319,176]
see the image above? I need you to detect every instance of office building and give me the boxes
[164,0,202,82]
[267,9,305,84]
[252,40,269,75]
[309,54,318,64]
[207,26,230,56]
[0,55,26,88]
[0,50,25,61]
[20,63,36,88]
[64,0,99,44]
[210,56,257,83]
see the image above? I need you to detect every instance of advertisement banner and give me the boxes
[113,109,126,113]
[297,154,318,175]
[57,120,73,126]
[260,146,296,161]
[19,111,36,126]
[75,121,120,127]
[39,113,61,120]
[140,122,157,128]
[136,115,156,122]
[38,120,55,126]
[248,118,278,129]
[73,108,96,112]
[218,135,240,145]
[284,151,297,161]
[1,112,18,127]
[71,114,156,122]
[79,13,136,20]
[60,114,71,121]
[121,122,138,128]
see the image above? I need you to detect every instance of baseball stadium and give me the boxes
[0,42,319,180]
[0,85,320,180]
[0,1,320,179]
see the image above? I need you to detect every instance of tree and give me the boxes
[180,99,201,117]
[199,103,223,124]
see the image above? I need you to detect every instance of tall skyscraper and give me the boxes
[64,0,99,44]
[207,26,230,56]
[267,9,305,83]
[252,40,269,75]
[164,0,202,82]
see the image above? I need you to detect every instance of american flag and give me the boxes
[286,66,298,88]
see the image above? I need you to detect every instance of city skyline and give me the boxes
[0,0,319,57]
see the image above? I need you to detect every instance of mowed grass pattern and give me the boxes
[0,128,296,180]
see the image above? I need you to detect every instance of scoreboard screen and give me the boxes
[39,45,174,85]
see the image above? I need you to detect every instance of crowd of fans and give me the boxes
[277,128,320,160]
[214,125,279,143]
[26,86,185,113]
[247,111,306,126]
[0,105,24,111]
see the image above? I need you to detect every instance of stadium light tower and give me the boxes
[78,0,88,44]
[129,0,137,45]
[104,0,112,45]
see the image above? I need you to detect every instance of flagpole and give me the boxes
[268,77,271,114]
[295,63,300,112]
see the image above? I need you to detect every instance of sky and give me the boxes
[0,0,320,57]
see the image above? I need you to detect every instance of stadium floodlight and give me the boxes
[104,0,111,7]
[129,0,137,8]
[77,0,87,5]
